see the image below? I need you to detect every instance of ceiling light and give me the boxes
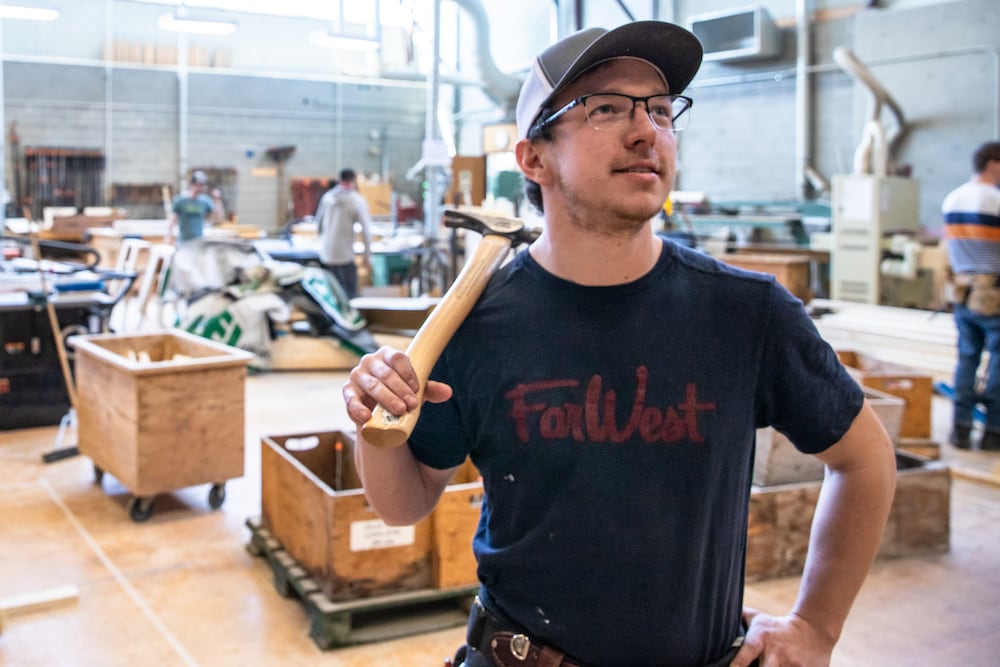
[0,3,59,21]
[309,29,380,51]
[158,7,237,36]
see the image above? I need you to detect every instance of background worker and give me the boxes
[315,168,372,299]
[166,170,223,245]
[343,21,896,667]
[942,140,1000,450]
[210,187,228,223]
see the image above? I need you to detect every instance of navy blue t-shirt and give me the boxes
[408,240,863,666]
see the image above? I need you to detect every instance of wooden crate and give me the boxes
[753,387,904,486]
[895,437,941,461]
[261,431,434,601]
[720,253,812,302]
[753,427,825,487]
[836,349,933,439]
[69,330,253,497]
[432,459,482,589]
[351,296,439,334]
[747,451,950,582]
[262,431,484,599]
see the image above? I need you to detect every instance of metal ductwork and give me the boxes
[450,0,524,118]
[833,45,910,177]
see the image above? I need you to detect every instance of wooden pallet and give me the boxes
[245,517,476,649]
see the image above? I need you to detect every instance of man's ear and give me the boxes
[516,139,552,186]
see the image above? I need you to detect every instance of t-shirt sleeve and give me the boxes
[408,351,473,470]
[200,194,215,214]
[755,285,864,454]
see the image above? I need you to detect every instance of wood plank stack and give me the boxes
[811,299,958,383]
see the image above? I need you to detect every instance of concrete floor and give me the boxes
[2,370,999,666]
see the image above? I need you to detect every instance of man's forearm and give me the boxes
[355,436,451,526]
[792,458,895,643]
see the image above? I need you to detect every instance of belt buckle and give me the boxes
[510,634,531,661]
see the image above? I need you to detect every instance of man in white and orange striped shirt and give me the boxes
[942,141,1000,450]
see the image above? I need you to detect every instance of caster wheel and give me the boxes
[127,496,155,522]
[93,465,104,484]
[208,483,226,509]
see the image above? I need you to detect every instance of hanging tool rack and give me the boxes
[22,147,105,220]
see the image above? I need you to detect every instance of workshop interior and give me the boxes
[1,0,998,665]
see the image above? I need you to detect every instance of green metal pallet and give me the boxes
[245,517,476,649]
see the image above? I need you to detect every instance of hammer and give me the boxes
[361,208,539,448]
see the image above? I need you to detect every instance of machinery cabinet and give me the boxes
[0,299,94,431]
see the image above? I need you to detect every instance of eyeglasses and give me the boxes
[536,93,693,134]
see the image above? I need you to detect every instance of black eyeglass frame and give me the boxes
[533,93,694,134]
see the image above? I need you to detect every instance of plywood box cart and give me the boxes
[69,330,253,522]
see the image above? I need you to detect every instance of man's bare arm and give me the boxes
[733,401,896,666]
[796,400,896,632]
[343,346,456,525]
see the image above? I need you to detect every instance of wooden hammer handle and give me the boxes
[361,233,513,448]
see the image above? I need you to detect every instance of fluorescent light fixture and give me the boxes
[158,6,237,36]
[0,3,59,21]
[309,28,380,51]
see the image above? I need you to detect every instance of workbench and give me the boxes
[683,213,809,246]
[718,252,815,302]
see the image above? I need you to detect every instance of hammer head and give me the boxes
[444,208,540,246]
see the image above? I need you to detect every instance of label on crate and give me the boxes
[350,519,416,551]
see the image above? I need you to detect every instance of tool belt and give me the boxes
[950,273,1000,315]
[462,596,749,667]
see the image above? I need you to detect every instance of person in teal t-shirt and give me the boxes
[168,170,222,244]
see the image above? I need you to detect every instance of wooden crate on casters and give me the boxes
[69,330,253,522]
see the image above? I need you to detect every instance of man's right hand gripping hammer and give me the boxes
[345,209,538,448]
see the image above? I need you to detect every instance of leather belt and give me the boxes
[467,596,587,667]
[464,595,752,667]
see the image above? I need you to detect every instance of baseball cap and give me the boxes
[190,170,209,185]
[515,21,703,139]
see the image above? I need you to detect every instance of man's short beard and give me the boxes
[562,185,661,237]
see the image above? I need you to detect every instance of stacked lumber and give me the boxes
[810,299,958,383]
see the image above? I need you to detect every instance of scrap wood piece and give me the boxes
[0,585,79,634]
[950,464,1000,489]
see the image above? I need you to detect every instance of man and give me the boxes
[942,141,1000,450]
[167,170,222,244]
[315,168,372,299]
[343,21,896,667]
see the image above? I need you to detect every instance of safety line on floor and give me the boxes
[40,478,200,667]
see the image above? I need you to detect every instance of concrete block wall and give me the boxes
[1,0,996,234]
[2,61,425,230]
[675,3,855,205]
[673,0,999,232]
[851,0,1000,232]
